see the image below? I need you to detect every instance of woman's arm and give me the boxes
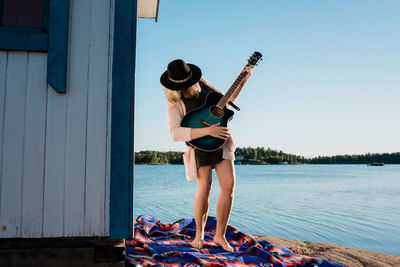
[229,65,254,103]
[167,104,230,142]
[167,104,191,142]
[191,123,230,140]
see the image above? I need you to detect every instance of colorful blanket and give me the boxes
[125,215,344,267]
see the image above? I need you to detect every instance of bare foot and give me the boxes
[190,237,204,249]
[213,236,234,252]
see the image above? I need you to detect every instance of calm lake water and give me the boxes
[134,164,400,256]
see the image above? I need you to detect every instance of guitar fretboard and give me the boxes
[216,71,248,110]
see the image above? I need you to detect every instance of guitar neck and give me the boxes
[216,69,249,110]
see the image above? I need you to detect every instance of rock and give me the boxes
[253,235,400,267]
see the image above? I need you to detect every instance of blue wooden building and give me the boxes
[0,0,158,251]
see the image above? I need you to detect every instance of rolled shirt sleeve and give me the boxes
[167,103,191,142]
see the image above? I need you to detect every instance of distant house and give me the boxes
[0,0,158,254]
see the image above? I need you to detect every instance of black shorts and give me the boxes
[195,148,224,169]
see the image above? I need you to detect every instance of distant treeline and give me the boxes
[135,147,400,165]
[307,153,400,164]
[135,151,183,165]
[235,147,400,165]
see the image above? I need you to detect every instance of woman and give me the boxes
[160,59,252,252]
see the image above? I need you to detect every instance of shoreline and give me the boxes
[253,234,400,267]
[134,163,400,165]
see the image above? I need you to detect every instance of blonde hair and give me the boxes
[164,82,201,105]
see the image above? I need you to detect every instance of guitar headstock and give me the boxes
[248,51,263,66]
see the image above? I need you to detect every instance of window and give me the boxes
[0,0,48,51]
[0,0,70,93]
[1,0,45,28]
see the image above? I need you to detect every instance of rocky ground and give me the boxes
[253,235,400,267]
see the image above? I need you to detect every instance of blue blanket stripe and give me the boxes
[125,215,344,267]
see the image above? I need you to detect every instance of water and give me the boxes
[134,164,400,256]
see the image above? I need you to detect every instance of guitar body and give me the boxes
[181,91,234,152]
[180,51,262,152]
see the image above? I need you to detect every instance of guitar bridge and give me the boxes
[199,119,211,127]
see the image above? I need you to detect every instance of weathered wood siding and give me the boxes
[0,0,113,238]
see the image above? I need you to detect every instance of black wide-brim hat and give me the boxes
[160,59,202,90]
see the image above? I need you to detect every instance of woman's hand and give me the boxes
[207,122,231,140]
[241,65,254,83]
[243,64,254,75]
[229,64,254,104]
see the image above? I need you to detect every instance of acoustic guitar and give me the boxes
[181,51,262,152]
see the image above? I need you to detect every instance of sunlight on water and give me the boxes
[134,164,400,256]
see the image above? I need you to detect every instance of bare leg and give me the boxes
[190,165,212,249]
[213,159,235,252]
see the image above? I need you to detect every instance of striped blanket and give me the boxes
[125,215,344,267]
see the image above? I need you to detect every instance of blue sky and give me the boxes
[135,0,400,157]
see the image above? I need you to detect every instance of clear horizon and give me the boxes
[135,0,400,157]
[133,147,400,160]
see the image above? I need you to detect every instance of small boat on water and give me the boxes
[368,162,385,166]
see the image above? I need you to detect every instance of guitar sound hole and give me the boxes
[210,106,224,118]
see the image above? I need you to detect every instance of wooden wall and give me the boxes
[0,0,114,238]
